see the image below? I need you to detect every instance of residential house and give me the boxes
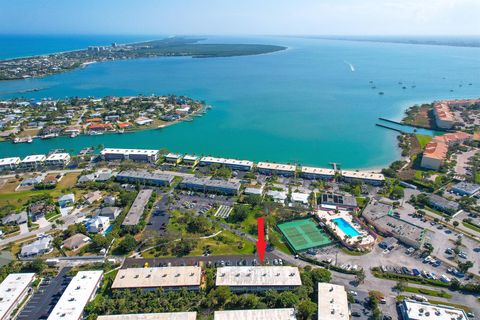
[62,234,91,251]
[85,216,110,234]
[20,235,53,257]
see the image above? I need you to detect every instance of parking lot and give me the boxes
[146,193,170,235]
[17,268,71,320]
[123,253,283,269]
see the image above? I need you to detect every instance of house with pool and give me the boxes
[316,209,375,250]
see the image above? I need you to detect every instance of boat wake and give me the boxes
[344,60,355,72]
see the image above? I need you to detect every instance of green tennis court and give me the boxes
[277,218,332,252]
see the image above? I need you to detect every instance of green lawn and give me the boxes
[416,134,433,149]
[403,286,452,299]
[463,221,480,233]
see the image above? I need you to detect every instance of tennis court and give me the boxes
[277,218,332,252]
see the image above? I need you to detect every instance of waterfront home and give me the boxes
[88,123,113,132]
[85,216,110,234]
[0,157,21,171]
[362,201,425,249]
[433,101,455,129]
[164,153,184,164]
[45,152,71,166]
[175,106,191,115]
[256,162,296,177]
[101,148,159,163]
[135,116,153,126]
[421,140,448,170]
[62,233,91,251]
[199,156,254,171]
[341,170,385,186]
[20,235,53,257]
[20,154,46,169]
[117,121,133,129]
[301,166,335,180]
[421,131,472,170]
[20,175,43,187]
[182,154,200,167]
[58,193,75,208]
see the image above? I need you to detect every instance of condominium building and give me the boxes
[177,177,241,195]
[433,102,455,129]
[98,313,197,320]
[45,153,71,166]
[0,157,21,171]
[112,267,202,291]
[256,162,296,177]
[122,189,153,226]
[20,154,46,169]
[47,270,103,320]
[399,299,468,320]
[215,266,301,292]
[301,166,335,180]
[199,156,253,171]
[116,170,174,187]
[214,309,296,320]
[341,170,385,186]
[0,273,36,320]
[317,283,349,320]
[101,148,159,163]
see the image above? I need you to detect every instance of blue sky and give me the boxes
[1,0,479,35]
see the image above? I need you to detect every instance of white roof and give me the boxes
[291,192,309,204]
[21,154,46,163]
[216,266,301,287]
[200,156,253,168]
[165,153,183,159]
[183,154,200,161]
[401,299,468,320]
[48,270,103,320]
[341,170,385,181]
[301,166,335,176]
[97,313,197,320]
[257,162,296,172]
[317,283,349,320]
[101,148,158,156]
[214,309,296,320]
[112,267,202,289]
[244,186,263,195]
[0,273,35,319]
[46,153,70,161]
[266,190,288,201]
[0,157,21,166]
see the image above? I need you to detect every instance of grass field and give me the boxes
[277,218,332,252]
[403,286,452,299]
[416,134,433,149]
[0,173,81,209]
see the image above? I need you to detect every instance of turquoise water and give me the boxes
[332,217,360,237]
[0,35,479,168]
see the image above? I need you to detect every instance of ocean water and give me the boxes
[0,35,479,169]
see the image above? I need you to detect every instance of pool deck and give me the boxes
[316,209,375,249]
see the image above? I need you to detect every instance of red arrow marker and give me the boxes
[256,217,267,263]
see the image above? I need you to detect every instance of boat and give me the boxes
[378,92,385,95]
[13,136,32,144]
[70,132,78,138]
[41,133,58,139]
[27,137,33,143]
[88,131,104,135]
[206,105,212,110]
[117,129,124,134]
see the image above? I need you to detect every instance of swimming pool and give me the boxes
[332,217,360,237]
